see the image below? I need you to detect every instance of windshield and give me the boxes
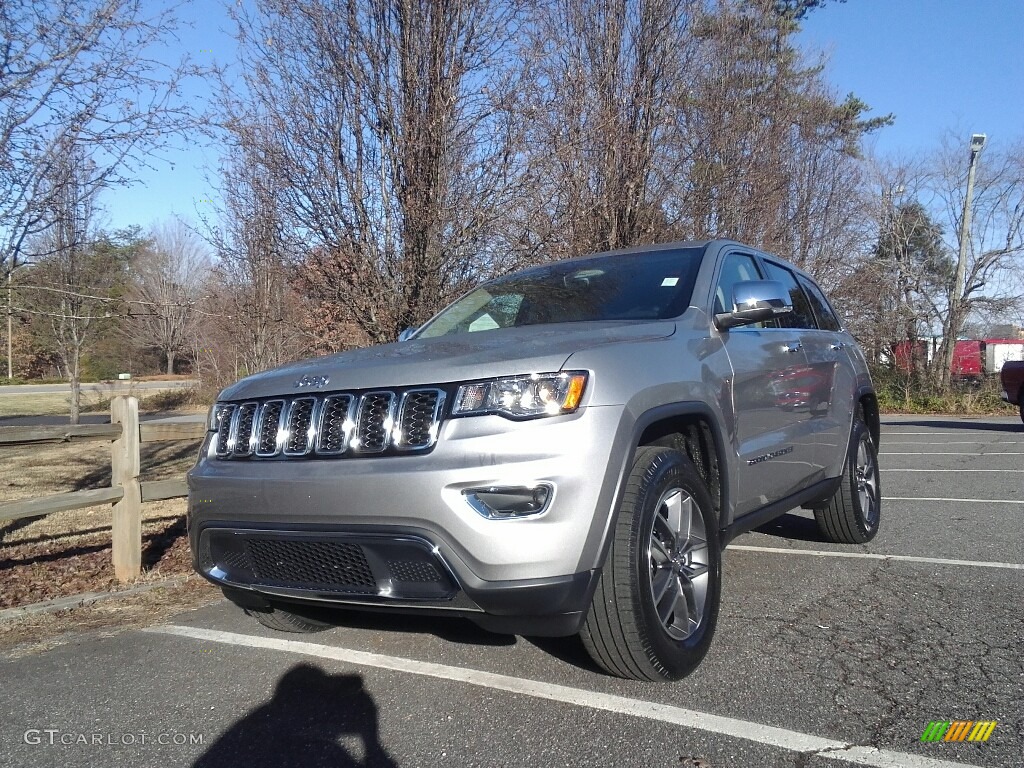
[416,247,705,339]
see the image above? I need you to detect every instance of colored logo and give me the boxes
[921,721,996,742]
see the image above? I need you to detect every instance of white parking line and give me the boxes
[886,496,1024,504]
[879,452,1024,456]
[881,468,1024,472]
[729,545,1024,571]
[880,431,1021,436]
[880,442,999,448]
[148,625,982,768]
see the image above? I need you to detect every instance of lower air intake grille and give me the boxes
[247,538,376,592]
[387,560,441,583]
[203,531,460,601]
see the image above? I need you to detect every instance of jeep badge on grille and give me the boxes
[294,374,330,389]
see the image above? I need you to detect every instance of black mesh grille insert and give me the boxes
[256,401,284,456]
[246,539,376,592]
[356,392,394,453]
[233,403,258,456]
[317,395,353,454]
[398,390,442,448]
[284,398,316,455]
[221,547,252,571]
[388,560,441,583]
[214,405,236,456]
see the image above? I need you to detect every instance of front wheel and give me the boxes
[814,418,881,544]
[243,600,334,633]
[581,446,721,682]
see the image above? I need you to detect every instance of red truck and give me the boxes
[894,338,1024,383]
[1001,360,1024,423]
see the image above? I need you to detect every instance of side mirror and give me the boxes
[715,280,792,330]
[398,327,418,342]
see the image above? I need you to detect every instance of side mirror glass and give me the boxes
[715,280,792,330]
[398,327,418,342]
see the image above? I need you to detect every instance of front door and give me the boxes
[712,251,812,516]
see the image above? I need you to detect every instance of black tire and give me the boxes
[244,601,333,633]
[581,446,721,682]
[814,417,881,544]
[1018,391,1023,425]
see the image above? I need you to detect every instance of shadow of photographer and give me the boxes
[192,663,397,768]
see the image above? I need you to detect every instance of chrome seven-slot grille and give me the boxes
[212,388,445,459]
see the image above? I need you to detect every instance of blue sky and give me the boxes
[797,0,1023,157]
[100,0,1024,233]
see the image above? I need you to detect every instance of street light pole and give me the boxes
[940,133,986,390]
[6,265,11,381]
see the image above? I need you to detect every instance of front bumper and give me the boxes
[187,404,629,635]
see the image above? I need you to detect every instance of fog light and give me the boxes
[464,484,552,519]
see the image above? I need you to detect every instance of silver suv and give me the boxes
[188,239,880,681]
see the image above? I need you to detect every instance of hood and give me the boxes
[218,320,676,401]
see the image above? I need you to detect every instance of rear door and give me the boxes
[712,250,812,515]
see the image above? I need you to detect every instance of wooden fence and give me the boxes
[0,396,206,581]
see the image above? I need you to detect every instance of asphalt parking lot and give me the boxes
[1,415,1021,768]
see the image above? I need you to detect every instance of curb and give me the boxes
[0,575,190,623]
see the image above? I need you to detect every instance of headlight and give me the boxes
[452,371,588,418]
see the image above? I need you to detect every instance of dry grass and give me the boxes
[0,391,109,418]
[0,439,202,544]
[0,399,215,647]
[0,383,208,419]
[0,577,221,657]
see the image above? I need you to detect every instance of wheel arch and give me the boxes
[857,386,880,446]
[634,406,729,528]
[577,402,733,579]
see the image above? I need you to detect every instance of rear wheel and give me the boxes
[581,446,721,681]
[814,417,881,544]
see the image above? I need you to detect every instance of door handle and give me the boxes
[784,343,802,354]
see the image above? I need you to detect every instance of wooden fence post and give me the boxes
[111,395,141,581]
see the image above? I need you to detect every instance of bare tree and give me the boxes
[126,220,211,375]
[0,0,198,275]
[219,0,525,346]
[932,136,1024,389]
[668,0,888,271]
[518,0,694,258]
[201,144,304,380]
[20,145,126,423]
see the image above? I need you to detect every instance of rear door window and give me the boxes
[761,261,817,330]
[796,275,843,332]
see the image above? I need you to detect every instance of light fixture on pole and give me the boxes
[943,133,986,388]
